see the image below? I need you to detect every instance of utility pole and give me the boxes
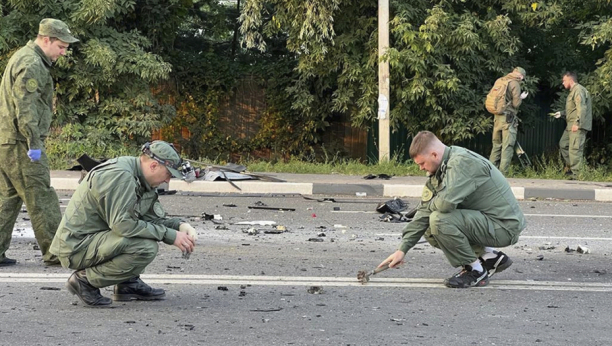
[378,0,390,162]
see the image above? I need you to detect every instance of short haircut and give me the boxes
[37,35,59,42]
[563,71,578,83]
[409,131,438,159]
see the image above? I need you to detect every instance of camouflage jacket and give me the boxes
[0,41,54,149]
[398,146,526,253]
[50,157,182,259]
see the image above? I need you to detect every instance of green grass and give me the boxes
[243,154,612,182]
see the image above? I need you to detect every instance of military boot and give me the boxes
[0,257,17,267]
[112,276,166,301]
[66,270,112,307]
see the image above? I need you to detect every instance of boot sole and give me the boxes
[66,281,113,308]
[111,293,166,301]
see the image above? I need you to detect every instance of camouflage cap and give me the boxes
[145,141,183,178]
[513,67,526,78]
[38,18,79,43]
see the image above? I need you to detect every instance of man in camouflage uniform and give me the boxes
[380,131,526,288]
[0,19,78,266]
[552,72,592,178]
[489,67,529,175]
[50,141,199,307]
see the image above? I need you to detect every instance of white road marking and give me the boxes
[0,273,610,292]
[524,214,612,218]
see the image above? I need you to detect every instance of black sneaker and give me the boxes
[480,251,513,277]
[445,265,489,288]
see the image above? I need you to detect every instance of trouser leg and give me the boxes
[568,129,587,173]
[429,210,520,267]
[499,121,517,174]
[9,142,61,262]
[559,129,571,167]
[68,230,158,288]
[489,115,505,167]
[0,167,22,259]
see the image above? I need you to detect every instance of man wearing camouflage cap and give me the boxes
[488,67,529,175]
[50,141,199,307]
[0,18,79,266]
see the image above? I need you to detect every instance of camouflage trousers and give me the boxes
[59,230,158,288]
[489,114,518,175]
[423,210,522,267]
[0,140,61,262]
[559,128,587,173]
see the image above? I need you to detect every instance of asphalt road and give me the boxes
[1,192,611,346]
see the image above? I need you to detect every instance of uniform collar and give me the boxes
[135,158,153,192]
[27,41,53,68]
[434,146,451,179]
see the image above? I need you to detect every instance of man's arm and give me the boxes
[398,209,430,253]
[99,175,177,245]
[12,60,45,150]
[574,88,587,129]
[508,80,522,109]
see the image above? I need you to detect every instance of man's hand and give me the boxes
[174,231,196,253]
[572,124,579,132]
[179,223,198,242]
[27,149,41,162]
[520,91,528,100]
[379,250,406,269]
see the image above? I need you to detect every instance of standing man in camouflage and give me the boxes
[552,72,592,178]
[379,131,526,288]
[488,67,529,175]
[50,141,198,307]
[0,19,78,266]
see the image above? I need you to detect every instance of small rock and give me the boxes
[536,255,544,260]
[577,245,590,254]
[307,286,323,294]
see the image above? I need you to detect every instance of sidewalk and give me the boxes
[50,171,612,201]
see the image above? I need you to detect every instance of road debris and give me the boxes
[235,221,277,226]
[307,286,323,294]
[577,245,590,254]
[248,206,296,211]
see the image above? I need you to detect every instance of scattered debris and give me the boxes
[307,286,323,294]
[33,245,40,250]
[243,228,260,235]
[333,224,347,229]
[539,243,556,250]
[333,207,340,211]
[248,206,296,211]
[254,201,267,206]
[181,324,195,331]
[355,192,367,197]
[308,238,324,242]
[363,174,393,180]
[536,255,544,260]
[239,291,246,297]
[157,189,177,196]
[217,286,229,291]
[564,246,576,253]
[235,221,277,226]
[223,203,237,207]
[182,251,191,260]
[40,287,60,291]
[264,225,287,234]
[215,225,229,230]
[250,307,283,312]
[577,245,590,254]
[317,232,326,237]
[202,213,214,220]
[594,269,607,275]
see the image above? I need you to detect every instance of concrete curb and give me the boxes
[50,177,611,201]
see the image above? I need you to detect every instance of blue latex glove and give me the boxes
[27,149,41,162]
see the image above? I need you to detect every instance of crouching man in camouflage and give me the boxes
[379,131,526,288]
[50,141,198,307]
